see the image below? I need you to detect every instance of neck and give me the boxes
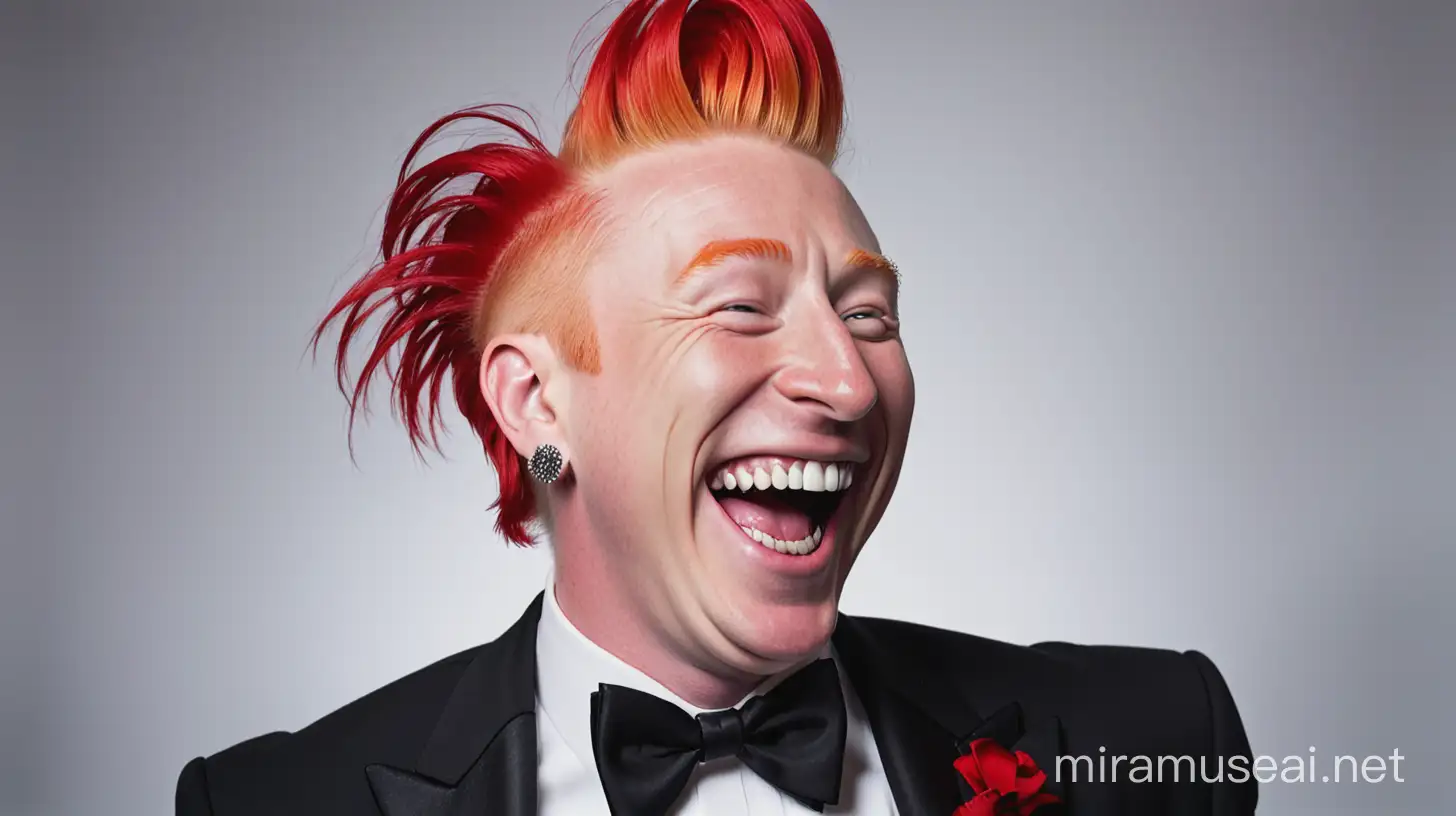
[552,551,764,710]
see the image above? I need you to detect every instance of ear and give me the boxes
[479,333,567,459]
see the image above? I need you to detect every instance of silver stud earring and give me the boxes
[528,443,565,484]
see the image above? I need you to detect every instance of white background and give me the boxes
[3,1,1452,814]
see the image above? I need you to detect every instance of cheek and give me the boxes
[867,344,915,424]
[681,335,767,397]
[568,379,636,475]
[574,328,766,481]
[649,328,774,425]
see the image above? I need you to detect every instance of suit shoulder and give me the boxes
[844,614,1071,681]
[850,615,1216,693]
[846,616,1241,750]
[179,644,485,815]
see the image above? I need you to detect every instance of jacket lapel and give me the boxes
[957,702,1067,806]
[834,615,975,815]
[844,669,966,815]
[1011,712,1067,804]
[366,593,544,816]
[833,615,1067,816]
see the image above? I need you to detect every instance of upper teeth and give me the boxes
[709,460,855,493]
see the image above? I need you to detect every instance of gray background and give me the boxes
[3,1,1452,814]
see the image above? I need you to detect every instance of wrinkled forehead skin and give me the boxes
[578,135,882,333]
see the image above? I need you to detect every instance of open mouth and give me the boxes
[707,457,856,556]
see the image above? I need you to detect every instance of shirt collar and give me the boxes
[535,573,836,768]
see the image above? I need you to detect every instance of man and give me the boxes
[177,1,1257,813]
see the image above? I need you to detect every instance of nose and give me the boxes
[771,307,878,422]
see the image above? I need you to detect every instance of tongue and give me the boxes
[717,494,813,543]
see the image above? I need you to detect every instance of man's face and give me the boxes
[562,136,914,675]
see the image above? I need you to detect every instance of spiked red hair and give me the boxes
[314,0,845,545]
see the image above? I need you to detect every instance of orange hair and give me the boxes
[314,0,846,545]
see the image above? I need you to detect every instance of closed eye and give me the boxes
[842,307,898,340]
[711,302,777,335]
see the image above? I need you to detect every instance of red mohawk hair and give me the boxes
[314,0,846,546]
[563,0,844,168]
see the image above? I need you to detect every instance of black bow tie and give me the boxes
[589,658,848,816]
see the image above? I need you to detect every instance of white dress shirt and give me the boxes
[535,579,900,815]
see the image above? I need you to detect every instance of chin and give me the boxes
[712,593,841,670]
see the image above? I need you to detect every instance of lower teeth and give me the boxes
[738,525,823,555]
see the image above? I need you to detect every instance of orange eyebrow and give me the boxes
[674,238,792,285]
[844,248,900,292]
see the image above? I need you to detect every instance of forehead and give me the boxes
[585,136,876,280]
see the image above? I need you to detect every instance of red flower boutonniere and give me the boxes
[952,738,1062,816]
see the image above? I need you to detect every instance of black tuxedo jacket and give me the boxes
[176,595,1257,815]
